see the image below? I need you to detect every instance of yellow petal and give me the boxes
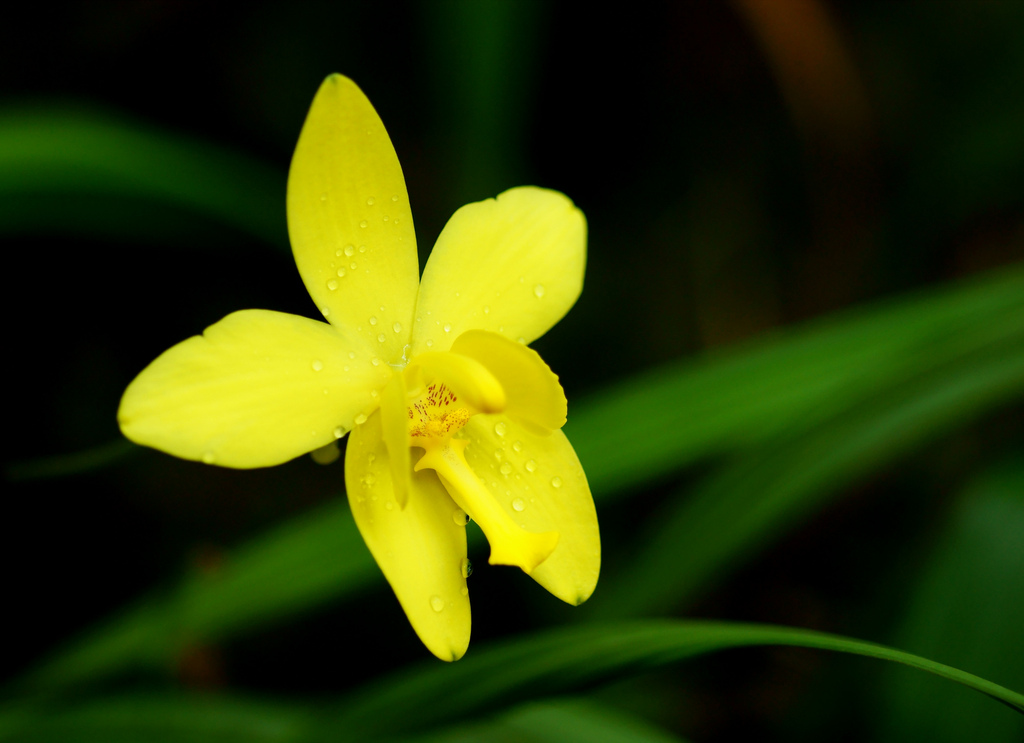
[451,330,566,434]
[411,187,586,355]
[407,351,506,414]
[287,74,419,364]
[346,410,471,661]
[379,368,411,509]
[461,414,599,605]
[118,310,387,468]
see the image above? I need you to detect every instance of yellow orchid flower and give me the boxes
[118,74,599,661]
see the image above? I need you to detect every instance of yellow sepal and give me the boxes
[410,187,586,355]
[346,410,471,661]
[287,74,418,364]
[118,309,387,468]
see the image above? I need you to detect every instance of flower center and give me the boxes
[407,382,470,444]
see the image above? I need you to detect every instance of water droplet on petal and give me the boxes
[359,220,368,228]
[363,473,376,486]
[512,497,525,512]
[320,192,327,202]
[494,422,507,437]
[371,358,380,366]
[344,244,356,257]
[551,476,562,488]
[335,248,343,257]
[430,596,445,612]
[499,462,512,475]
[425,339,434,348]
[377,333,386,343]
[461,558,473,578]
[534,284,545,298]
[336,267,346,277]
[443,323,452,333]
[327,279,338,291]
[525,459,537,473]
[321,307,330,317]
[348,351,356,359]
[369,316,378,326]
[452,508,469,525]
[350,262,357,270]
[391,194,400,202]
[393,322,402,333]
[333,426,347,439]
[359,244,367,253]
[311,360,324,371]
[483,305,490,314]
[354,413,367,425]
[201,451,215,464]
[512,440,523,452]
[385,501,394,511]
[366,197,375,206]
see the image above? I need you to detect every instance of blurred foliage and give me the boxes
[3,1,1024,742]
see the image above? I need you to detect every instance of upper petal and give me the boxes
[410,187,586,355]
[287,74,418,364]
[346,410,471,661]
[461,414,600,605]
[118,309,388,468]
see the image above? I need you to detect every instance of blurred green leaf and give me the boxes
[6,622,1022,742]
[876,456,1024,743]
[0,106,286,247]
[567,263,1024,495]
[19,265,1024,692]
[4,439,138,481]
[409,697,690,743]
[333,621,1024,739]
[596,314,1024,617]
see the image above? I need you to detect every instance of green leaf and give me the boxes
[20,265,1024,692]
[566,263,1024,495]
[332,621,1024,739]
[409,698,690,743]
[6,622,1022,742]
[0,106,286,248]
[595,322,1024,617]
[876,457,1024,743]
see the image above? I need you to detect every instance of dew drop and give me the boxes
[377,333,386,343]
[354,413,367,425]
[359,244,367,253]
[534,284,546,298]
[382,215,389,222]
[512,497,525,512]
[320,192,327,202]
[359,220,368,228]
[311,360,324,371]
[443,323,452,333]
[344,244,356,257]
[321,307,330,317]
[363,473,376,486]
[393,322,402,333]
[369,316,378,326]
[333,426,347,439]
[391,194,400,202]
[512,440,523,453]
[460,587,469,596]
[461,557,473,578]
[425,339,434,348]
[336,267,346,277]
[350,262,357,270]
[494,421,507,437]
[201,451,215,464]
[500,462,512,475]
[430,596,445,612]
[366,197,375,206]
[525,459,537,473]
[452,508,469,526]
[385,501,394,511]
[483,305,490,314]
[335,248,343,257]
[348,351,356,359]
[551,476,563,488]
[327,279,338,291]
[371,357,381,366]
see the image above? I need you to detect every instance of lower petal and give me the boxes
[461,414,600,605]
[118,309,388,468]
[346,410,471,661]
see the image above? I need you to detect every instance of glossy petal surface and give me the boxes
[411,187,586,355]
[461,415,600,604]
[346,411,471,661]
[287,74,418,364]
[452,330,567,434]
[119,310,387,468]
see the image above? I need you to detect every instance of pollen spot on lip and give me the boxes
[408,383,471,442]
